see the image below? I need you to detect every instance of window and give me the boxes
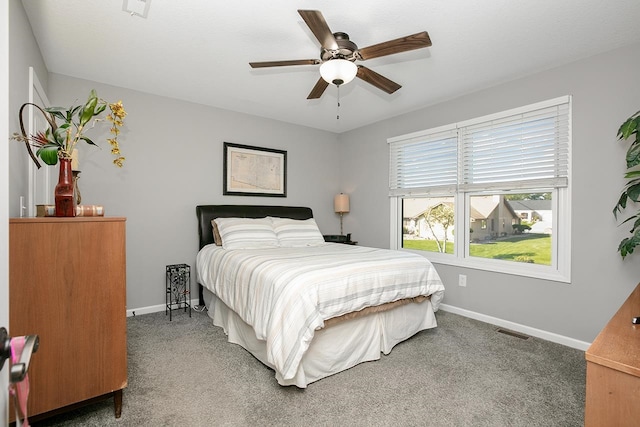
[389,96,571,282]
[468,193,552,265]
[403,197,455,254]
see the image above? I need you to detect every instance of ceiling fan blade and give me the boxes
[358,31,432,61]
[250,59,320,68]
[298,10,338,50]
[307,78,329,99]
[356,66,402,94]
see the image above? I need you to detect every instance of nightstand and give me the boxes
[323,235,357,245]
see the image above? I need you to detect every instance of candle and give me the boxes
[71,148,79,171]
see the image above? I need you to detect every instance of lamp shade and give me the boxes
[334,193,350,213]
[320,59,358,86]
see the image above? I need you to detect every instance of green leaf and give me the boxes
[620,212,640,227]
[622,178,640,190]
[619,238,630,258]
[626,142,640,168]
[613,192,629,218]
[36,146,60,165]
[619,229,640,259]
[44,106,70,115]
[40,127,57,146]
[623,170,640,179]
[68,105,81,121]
[80,136,98,147]
[95,103,107,115]
[44,106,65,113]
[626,183,640,202]
[53,125,69,145]
[618,117,639,140]
[620,213,640,226]
[79,95,98,126]
[45,109,66,122]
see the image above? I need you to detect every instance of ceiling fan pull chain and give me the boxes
[337,85,341,120]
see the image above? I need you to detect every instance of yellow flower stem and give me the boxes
[67,124,85,157]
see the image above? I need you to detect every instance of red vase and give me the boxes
[55,157,76,217]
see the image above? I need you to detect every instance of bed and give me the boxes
[195,204,445,388]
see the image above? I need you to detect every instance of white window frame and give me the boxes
[389,96,571,283]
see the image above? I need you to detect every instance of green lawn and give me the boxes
[403,233,551,265]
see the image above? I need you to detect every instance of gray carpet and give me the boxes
[33,309,585,426]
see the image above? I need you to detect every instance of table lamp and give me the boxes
[334,193,350,236]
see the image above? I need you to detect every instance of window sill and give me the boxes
[401,248,571,283]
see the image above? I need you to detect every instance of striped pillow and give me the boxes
[271,217,325,247]
[213,217,279,250]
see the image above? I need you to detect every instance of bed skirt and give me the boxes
[203,288,438,388]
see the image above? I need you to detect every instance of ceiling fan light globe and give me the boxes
[320,59,357,86]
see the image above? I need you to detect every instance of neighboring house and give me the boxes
[403,195,520,242]
[469,195,520,241]
[508,199,553,234]
[403,197,455,242]
[509,199,552,222]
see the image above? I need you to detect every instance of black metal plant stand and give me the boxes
[165,264,191,321]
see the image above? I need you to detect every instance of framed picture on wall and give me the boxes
[223,142,287,197]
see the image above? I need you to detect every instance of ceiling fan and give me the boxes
[249,10,432,99]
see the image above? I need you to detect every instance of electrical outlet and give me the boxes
[458,274,467,287]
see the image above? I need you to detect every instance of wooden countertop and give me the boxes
[586,284,640,378]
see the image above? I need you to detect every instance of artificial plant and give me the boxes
[613,110,640,258]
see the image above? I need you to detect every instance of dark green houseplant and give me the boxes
[613,110,640,258]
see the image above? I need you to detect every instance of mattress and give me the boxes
[196,243,445,381]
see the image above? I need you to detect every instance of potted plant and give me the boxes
[12,89,127,168]
[11,89,127,216]
[613,110,640,258]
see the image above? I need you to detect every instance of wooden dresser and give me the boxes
[585,283,640,427]
[9,217,127,422]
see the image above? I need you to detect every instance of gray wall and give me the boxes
[44,74,341,310]
[338,42,640,343]
[8,0,640,344]
[7,0,343,312]
[8,0,48,216]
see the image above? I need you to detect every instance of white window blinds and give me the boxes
[459,98,570,191]
[389,96,571,195]
[388,125,458,196]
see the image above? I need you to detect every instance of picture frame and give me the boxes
[223,142,287,197]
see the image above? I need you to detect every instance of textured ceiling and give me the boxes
[20,0,640,134]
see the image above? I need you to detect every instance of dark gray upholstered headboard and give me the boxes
[195,205,314,305]
[196,204,314,250]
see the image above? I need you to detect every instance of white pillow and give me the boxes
[271,217,325,247]
[213,217,279,250]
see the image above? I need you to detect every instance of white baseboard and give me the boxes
[439,303,591,351]
[126,300,591,351]
[127,298,200,317]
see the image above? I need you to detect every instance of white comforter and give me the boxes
[196,243,444,380]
